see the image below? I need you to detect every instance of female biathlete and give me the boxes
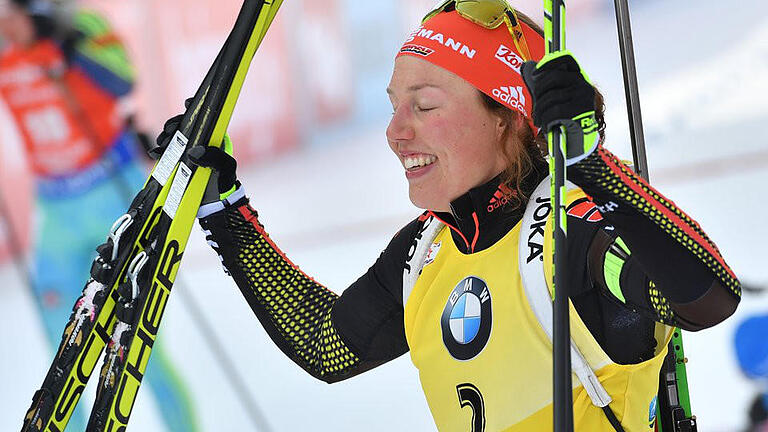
[175,1,741,430]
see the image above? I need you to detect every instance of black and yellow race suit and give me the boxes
[199,145,740,431]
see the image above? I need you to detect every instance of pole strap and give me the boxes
[519,176,613,408]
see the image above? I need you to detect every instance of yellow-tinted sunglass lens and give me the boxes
[455,0,507,29]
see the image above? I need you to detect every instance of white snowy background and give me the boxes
[2,0,768,430]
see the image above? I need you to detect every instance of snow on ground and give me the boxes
[1,0,767,431]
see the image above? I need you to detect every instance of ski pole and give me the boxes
[612,0,648,178]
[543,0,574,430]
[611,1,696,430]
[176,285,273,431]
[743,283,767,294]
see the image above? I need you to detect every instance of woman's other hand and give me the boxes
[522,51,599,165]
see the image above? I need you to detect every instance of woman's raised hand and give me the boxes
[522,51,600,165]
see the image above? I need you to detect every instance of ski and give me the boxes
[20,1,283,430]
[21,51,225,431]
[85,0,283,429]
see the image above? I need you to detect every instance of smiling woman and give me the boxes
[175,0,742,431]
[386,56,510,212]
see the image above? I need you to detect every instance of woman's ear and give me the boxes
[494,112,508,142]
[495,111,525,143]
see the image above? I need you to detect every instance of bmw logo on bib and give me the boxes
[441,276,492,360]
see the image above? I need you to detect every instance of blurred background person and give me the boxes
[0,0,198,430]
[735,312,768,432]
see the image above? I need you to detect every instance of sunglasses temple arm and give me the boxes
[506,10,533,61]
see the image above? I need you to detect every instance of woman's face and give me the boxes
[0,5,35,47]
[386,56,507,212]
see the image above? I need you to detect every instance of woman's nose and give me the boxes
[386,106,415,142]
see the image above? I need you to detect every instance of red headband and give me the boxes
[397,10,544,131]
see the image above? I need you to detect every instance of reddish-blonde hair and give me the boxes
[480,9,606,210]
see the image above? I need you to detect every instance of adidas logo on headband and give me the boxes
[492,85,528,116]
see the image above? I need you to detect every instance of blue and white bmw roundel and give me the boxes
[441,276,492,360]
[449,292,483,344]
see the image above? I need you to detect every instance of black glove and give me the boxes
[152,99,238,199]
[148,98,190,160]
[188,144,238,198]
[522,51,599,165]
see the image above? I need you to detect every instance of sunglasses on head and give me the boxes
[423,0,532,61]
